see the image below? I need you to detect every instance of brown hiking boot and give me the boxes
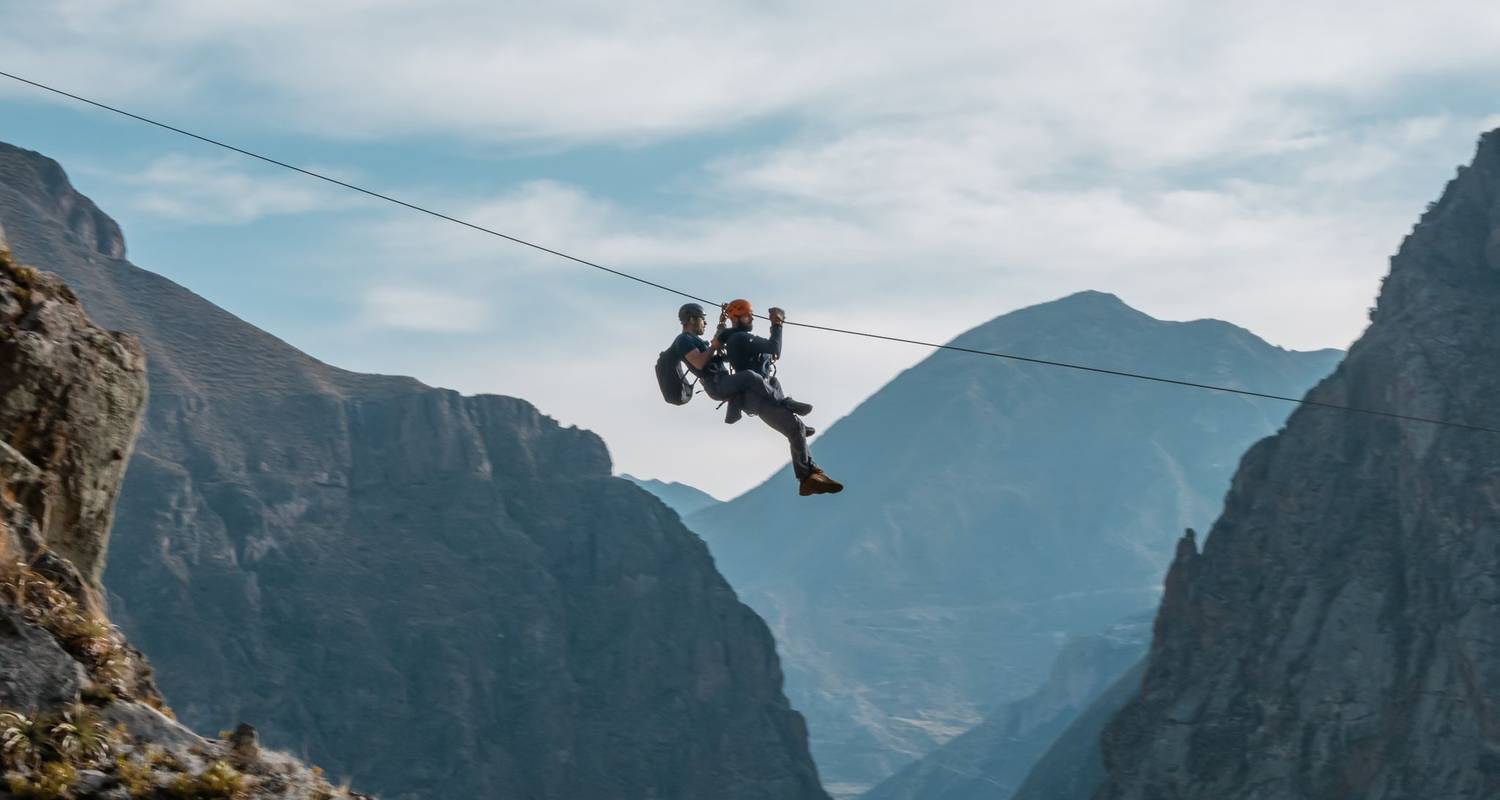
[799,470,844,496]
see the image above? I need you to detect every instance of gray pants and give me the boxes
[708,372,816,481]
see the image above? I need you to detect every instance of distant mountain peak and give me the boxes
[0,142,125,260]
[1051,289,1129,306]
[948,291,1158,350]
[1006,289,1139,319]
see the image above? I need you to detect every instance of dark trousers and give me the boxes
[710,370,778,404]
[708,372,817,481]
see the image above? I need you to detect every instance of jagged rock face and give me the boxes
[0,243,146,708]
[0,142,827,800]
[0,244,145,612]
[1096,130,1500,799]
[863,616,1148,800]
[0,243,363,798]
[690,292,1341,796]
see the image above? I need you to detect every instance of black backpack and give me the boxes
[655,348,697,405]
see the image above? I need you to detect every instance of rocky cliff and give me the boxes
[0,142,827,800]
[0,236,365,798]
[1095,129,1500,799]
[689,291,1341,795]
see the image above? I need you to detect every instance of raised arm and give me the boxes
[745,307,786,358]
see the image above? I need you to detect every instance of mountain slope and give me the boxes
[1094,130,1500,799]
[621,474,723,517]
[0,142,827,800]
[862,615,1148,800]
[1010,660,1145,800]
[689,291,1342,795]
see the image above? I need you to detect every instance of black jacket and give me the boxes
[722,323,782,377]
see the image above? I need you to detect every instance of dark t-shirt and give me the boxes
[670,332,725,379]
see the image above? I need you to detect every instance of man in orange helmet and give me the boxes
[719,299,843,496]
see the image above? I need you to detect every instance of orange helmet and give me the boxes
[725,298,753,319]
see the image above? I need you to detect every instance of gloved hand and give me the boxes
[768,307,786,325]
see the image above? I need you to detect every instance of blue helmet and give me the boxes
[678,303,706,323]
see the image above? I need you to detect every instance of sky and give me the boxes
[1,1,1498,498]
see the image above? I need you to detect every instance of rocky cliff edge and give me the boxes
[0,234,367,799]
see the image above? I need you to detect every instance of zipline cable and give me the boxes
[3,68,1495,436]
[0,69,716,307]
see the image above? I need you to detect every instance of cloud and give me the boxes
[346,109,1494,354]
[5,0,1499,496]
[3,1,1498,155]
[360,286,490,333]
[117,155,356,224]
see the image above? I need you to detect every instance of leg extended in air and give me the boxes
[740,384,841,496]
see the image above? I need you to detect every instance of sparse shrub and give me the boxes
[2,259,37,307]
[4,760,77,799]
[54,705,110,768]
[0,704,118,799]
[167,759,247,799]
[115,753,158,797]
[0,562,134,691]
[1,562,43,607]
[1,710,49,771]
[142,745,174,770]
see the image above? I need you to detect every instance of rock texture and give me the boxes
[1095,129,1500,799]
[0,242,366,798]
[862,615,1148,800]
[0,141,827,800]
[0,229,143,614]
[0,239,154,707]
[690,292,1341,795]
